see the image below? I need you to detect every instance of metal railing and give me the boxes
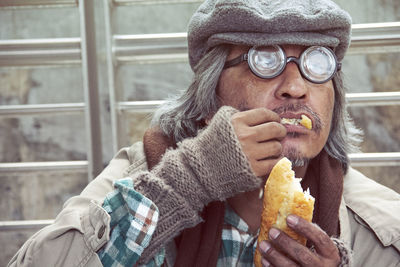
[0,103,85,116]
[79,0,103,181]
[114,33,188,64]
[0,0,77,9]
[0,161,88,172]
[350,22,400,54]
[346,92,400,106]
[0,0,102,234]
[113,0,203,5]
[0,0,103,181]
[0,38,81,66]
[0,220,53,231]
[350,152,400,167]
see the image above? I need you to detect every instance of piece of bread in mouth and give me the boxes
[281,114,312,130]
[300,114,312,130]
[254,157,315,267]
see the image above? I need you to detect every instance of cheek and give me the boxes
[316,86,335,141]
[217,71,253,108]
[324,88,335,125]
[217,71,235,104]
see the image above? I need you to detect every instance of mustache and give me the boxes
[272,104,322,132]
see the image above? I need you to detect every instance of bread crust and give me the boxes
[254,157,314,267]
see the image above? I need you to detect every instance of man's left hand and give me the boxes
[258,215,340,266]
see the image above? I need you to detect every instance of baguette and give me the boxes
[254,157,315,267]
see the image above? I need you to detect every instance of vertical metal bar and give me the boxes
[104,0,120,154]
[79,0,103,181]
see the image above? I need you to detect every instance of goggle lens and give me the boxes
[249,45,285,78]
[300,46,337,83]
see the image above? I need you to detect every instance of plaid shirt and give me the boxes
[97,178,160,267]
[218,204,258,266]
[98,178,258,267]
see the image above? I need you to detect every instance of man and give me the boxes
[9,0,400,266]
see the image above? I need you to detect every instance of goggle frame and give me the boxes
[224,45,342,84]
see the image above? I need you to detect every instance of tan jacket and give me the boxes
[8,142,400,267]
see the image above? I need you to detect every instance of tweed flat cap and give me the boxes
[187,0,352,69]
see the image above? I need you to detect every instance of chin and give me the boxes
[282,146,311,167]
[282,133,323,167]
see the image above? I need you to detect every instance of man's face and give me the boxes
[217,45,335,164]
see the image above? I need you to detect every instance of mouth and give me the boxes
[281,114,312,130]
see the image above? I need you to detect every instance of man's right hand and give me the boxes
[230,108,287,177]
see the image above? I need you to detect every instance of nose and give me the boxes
[275,62,308,100]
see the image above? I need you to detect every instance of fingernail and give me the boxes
[262,258,271,266]
[287,214,299,226]
[269,228,280,239]
[259,241,271,253]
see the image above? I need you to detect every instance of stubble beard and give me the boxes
[283,145,310,167]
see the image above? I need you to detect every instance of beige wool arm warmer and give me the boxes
[133,106,261,263]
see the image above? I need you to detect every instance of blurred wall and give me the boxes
[0,0,399,263]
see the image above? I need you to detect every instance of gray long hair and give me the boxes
[151,45,362,172]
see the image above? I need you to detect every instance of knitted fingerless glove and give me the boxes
[133,106,261,262]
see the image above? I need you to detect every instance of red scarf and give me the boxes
[143,128,343,267]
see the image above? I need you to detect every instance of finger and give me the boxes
[268,227,321,266]
[251,157,282,177]
[286,215,338,258]
[234,121,286,143]
[232,110,284,156]
[244,140,282,161]
[252,122,287,142]
[258,241,298,267]
[231,108,280,127]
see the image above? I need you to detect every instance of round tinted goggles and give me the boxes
[224,45,341,84]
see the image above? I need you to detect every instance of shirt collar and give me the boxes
[224,203,252,233]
